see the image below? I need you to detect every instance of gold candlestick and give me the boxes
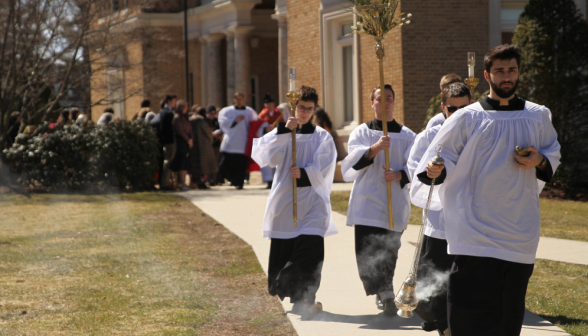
[286,67,299,227]
[350,0,411,229]
[464,76,479,95]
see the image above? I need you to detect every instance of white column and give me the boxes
[233,26,254,107]
[205,33,225,110]
[224,29,236,106]
[277,17,288,100]
[199,37,208,106]
[488,0,502,48]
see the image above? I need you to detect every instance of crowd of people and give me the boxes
[251,44,560,336]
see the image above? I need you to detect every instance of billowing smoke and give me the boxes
[415,266,450,303]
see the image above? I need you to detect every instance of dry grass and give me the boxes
[0,193,295,335]
[526,260,588,336]
[539,198,588,242]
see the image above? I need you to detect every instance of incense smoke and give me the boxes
[415,265,450,303]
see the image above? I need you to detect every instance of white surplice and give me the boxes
[252,126,338,239]
[218,105,258,154]
[407,124,445,240]
[426,112,446,129]
[341,123,416,232]
[411,101,561,264]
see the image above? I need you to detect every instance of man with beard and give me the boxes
[411,44,560,336]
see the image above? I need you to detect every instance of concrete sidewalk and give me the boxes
[181,185,570,335]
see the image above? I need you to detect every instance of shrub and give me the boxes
[1,121,159,191]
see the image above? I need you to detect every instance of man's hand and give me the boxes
[426,160,445,179]
[285,117,298,130]
[382,166,402,183]
[290,165,301,178]
[188,139,193,148]
[515,146,544,170]
[368,136,391,159]
[235,115,245,123]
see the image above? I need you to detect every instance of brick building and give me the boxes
[90,0,587,150]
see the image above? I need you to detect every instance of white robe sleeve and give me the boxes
[251,129,290,168]
[303,131,337,204]
[410,111,470,211]
[408,131,429,180]
[218,108,235,135]
[340,127,371,182]
[535,108,561,193]
[538,108,561,176]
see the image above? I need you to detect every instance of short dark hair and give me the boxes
[141,99,151,108]
[206,104,216,113]
[442,82,471,104]
[313,108,332,130]
[233,92,244,99]
[370,84,395,102]
[160,94,177,108]
[104,107,114,113]
[484,44,521,72]
[295,85,319,106]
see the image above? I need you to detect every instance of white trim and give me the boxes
[320,4,360,137]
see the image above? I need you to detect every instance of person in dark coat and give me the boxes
[150,94,177,190]
[170,100,192,191]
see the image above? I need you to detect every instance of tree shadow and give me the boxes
[538,314,588,327]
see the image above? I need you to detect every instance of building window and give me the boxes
[251,76,259,111]
[321,11,361,136]
[500,1,527,43]
[111,0,119,12]
[189,73,194,106]
[342,45,353,122]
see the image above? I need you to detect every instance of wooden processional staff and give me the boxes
[350,0,411,229]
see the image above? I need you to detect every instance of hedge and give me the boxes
[2,120,159,191]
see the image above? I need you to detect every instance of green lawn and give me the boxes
[331,190,588,335]
[527,260,588,336]
[0,193,294,335]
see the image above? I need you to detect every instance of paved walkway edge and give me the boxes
[181,187,570,336]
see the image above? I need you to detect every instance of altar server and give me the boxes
[218,92,258,190]
[426,73,463,129]
[252,86,337,316]
[412,44,560,336]
[408,82,471,336]
[340,84,416,314]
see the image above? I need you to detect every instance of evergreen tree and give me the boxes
[513,0,588,184]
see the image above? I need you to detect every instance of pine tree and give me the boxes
[513,0,588,185]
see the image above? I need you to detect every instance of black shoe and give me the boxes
[235,185,243,190]
[376,294,384,311]
[422,321,438,332]
[265,181,273,189]
[383,298,396,316]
